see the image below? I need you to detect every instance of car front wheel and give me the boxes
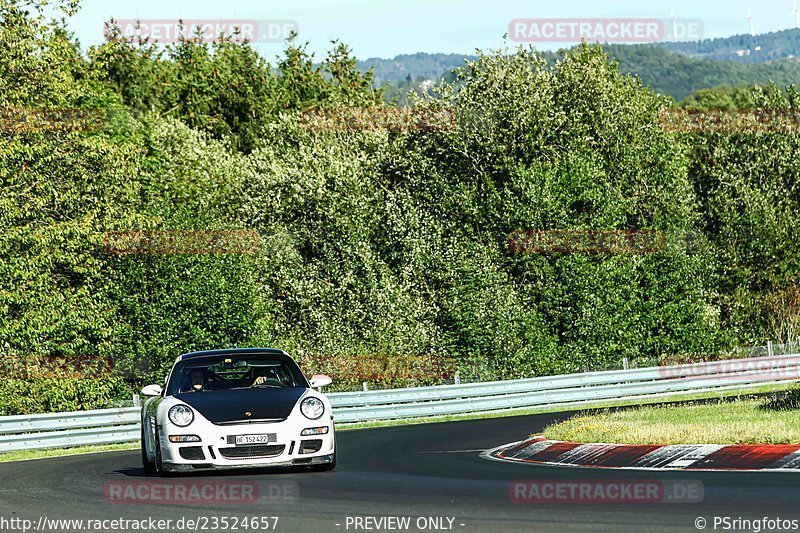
[154,426,165,476]
[311,449,336,472]
[141,423,156,475]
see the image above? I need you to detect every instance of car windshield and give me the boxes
[166,354,308,395]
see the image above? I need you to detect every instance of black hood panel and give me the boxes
[174,387,307,424]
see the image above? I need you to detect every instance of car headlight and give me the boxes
[168,404,194,427]
[300,397,325,420]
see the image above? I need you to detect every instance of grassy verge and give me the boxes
[1,381,797,463]
[0,442,139,463]
[543,389,800,445]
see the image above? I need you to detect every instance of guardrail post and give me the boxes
[454,372,460,385]
[768,341,773,357]
[362,382,369,391]
[622,357,629,370]
[132,394,140,407]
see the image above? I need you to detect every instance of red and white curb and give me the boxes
[481,436,800,471]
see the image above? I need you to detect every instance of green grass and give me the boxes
[0,442,139,463]
[543,390,800,445]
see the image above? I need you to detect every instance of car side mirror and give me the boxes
[309,374,332,388]
[141,384,163,396]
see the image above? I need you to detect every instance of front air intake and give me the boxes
[218,445,285,460]
[299,439,322,454]
[179,446,206,461]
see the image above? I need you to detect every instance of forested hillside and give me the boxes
[605,45,800,99]
[364,47,800,102]
[660,28,800,63]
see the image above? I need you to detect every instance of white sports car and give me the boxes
[140,348,335,475]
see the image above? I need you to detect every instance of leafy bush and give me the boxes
[2,1,798,414]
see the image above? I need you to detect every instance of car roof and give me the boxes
[178,348,289,361]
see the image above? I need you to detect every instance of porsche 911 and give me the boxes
[140,348,335,475]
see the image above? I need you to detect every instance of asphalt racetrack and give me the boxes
[0,412,798,532]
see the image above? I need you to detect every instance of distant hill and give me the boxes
[358,53,477,106]
[358,53,476,86]
[359,44,800,102]
[604,45,800,100]
[659,28,800,63]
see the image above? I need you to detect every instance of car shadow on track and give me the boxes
[113,465,335,478]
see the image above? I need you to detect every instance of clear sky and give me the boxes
[63,0,800,61]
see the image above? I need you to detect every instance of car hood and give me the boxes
[174,387,307,424]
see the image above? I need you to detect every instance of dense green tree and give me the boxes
[678,85,800,344]
[2,1,798,414]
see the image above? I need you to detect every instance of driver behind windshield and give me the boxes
[251,367,284,387]
[175,360,296,393]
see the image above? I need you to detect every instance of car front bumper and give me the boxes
[163,453,335,472]
[159,418,335,472]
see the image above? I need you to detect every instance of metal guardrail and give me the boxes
[1,353,799,453]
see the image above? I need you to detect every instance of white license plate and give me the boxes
[235,434,272,445]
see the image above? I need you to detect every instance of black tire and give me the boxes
[141,423,156,475]
[311,444,336,472]
[315,452,336,471]
[312,430,337,472]
[154,426,165,476]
